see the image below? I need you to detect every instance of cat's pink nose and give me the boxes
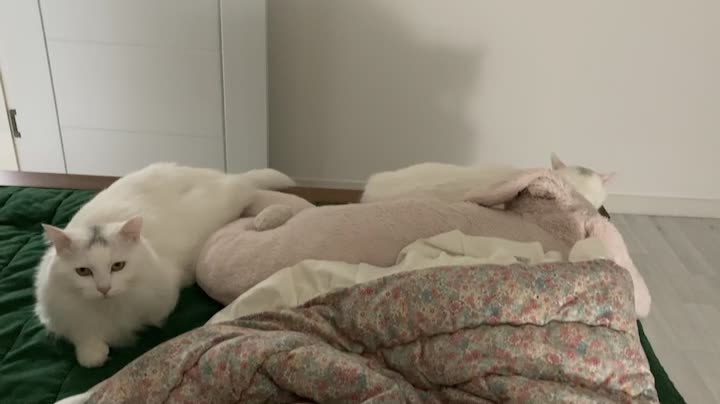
[97,286,111,295]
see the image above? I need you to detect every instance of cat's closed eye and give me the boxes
[111,261,126,272]
[75,267,92,277]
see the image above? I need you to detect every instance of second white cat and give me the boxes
[361,153,614,209]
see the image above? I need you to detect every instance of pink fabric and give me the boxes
[586,216,651,318]
[197,170,651,318]
[464,168,549,207]
[197,200,569,305]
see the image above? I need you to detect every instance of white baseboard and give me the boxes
[293,177,720,219]
[605,194,720,219]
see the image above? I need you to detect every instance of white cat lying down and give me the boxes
[35,163,294,368]
[361,153,614,209]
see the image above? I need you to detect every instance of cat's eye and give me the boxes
[111,261,126,272]
[75,267,92,277]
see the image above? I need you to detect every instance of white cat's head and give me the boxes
[550,153,615,209]
[42,217,149,300]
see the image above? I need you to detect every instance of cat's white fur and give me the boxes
[361,153,614,209]
[35,163,294,368]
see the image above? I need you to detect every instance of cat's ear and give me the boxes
[118,216,143,242]
[550,153,566,170]
[42,224,73,254]
[600,172,615,185]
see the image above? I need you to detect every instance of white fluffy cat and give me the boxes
[34,163,294,368]
[361,153,615,209]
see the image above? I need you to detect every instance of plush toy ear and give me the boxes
[252,204,295,231]
[465,169,549,207]
[550,153,566,170]
[42,224,73,254]
[242,190,314,218]
[600,172,615,185]
[118,216,143,242]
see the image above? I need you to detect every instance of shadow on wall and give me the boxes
[268,0,483,185]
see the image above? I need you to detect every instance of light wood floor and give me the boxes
[614,214,720,403]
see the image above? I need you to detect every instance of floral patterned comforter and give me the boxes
[85,260,658,403]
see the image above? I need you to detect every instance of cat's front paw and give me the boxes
[149,316,167,328]
[75,340,109,368]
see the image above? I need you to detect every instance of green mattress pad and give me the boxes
[0,186,684,403]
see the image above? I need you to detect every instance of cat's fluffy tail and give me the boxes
[239,168,295,190]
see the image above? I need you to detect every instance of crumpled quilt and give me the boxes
[79,259,658,403]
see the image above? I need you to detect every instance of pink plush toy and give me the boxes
[196,170,651,318]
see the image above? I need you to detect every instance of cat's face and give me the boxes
[550,153,615,209]
[43,217,146,300]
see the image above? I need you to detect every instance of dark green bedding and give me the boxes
[0,186,684,403]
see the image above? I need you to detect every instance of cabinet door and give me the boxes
[0,0,66,173]
[220,0,268,172]
[0,1,268,176]
[40,0,226,176]
[0,75,19,171]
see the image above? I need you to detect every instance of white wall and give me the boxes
[268,0,720,214]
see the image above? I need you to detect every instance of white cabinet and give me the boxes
[0,0,66,173]
[0,0,267,175]
[0,76,19,171]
